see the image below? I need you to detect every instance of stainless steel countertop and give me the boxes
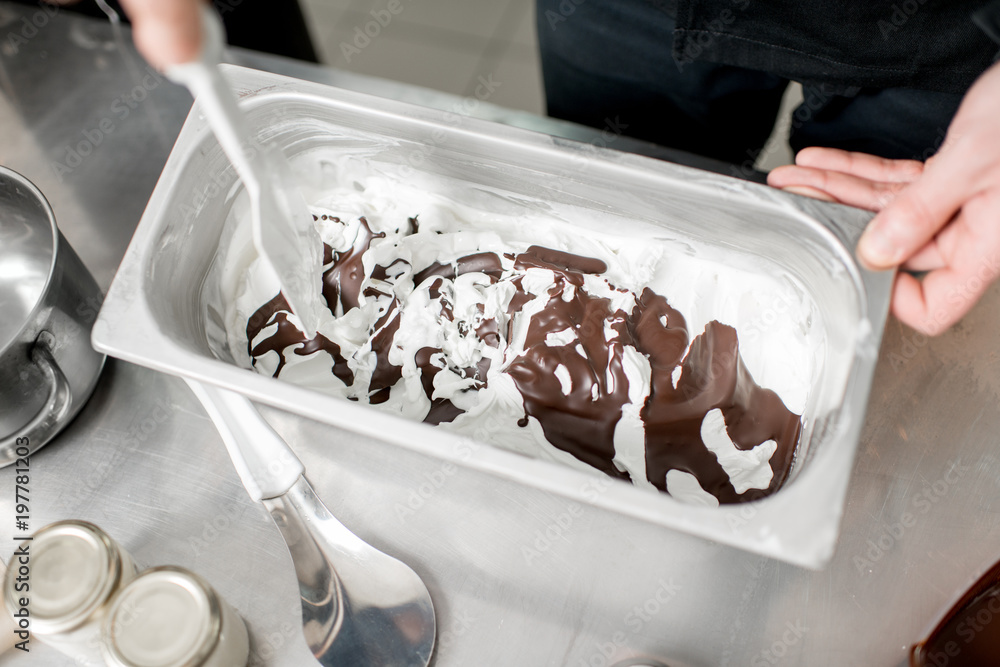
[1,5,999,666]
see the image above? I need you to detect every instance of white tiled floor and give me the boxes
[299,0,794,168]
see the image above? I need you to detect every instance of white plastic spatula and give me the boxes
[166,7,324,337]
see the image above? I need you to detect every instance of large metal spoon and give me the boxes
[187,380,436,667]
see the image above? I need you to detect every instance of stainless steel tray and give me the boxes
[93,65,892,569]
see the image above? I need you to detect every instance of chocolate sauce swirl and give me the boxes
[246,293,353,385]
[637,316,800,503]
[506,248,632,480]
[322,216,384,314]
[246,216,803,504]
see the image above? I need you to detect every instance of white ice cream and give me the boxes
[220,153,822,506]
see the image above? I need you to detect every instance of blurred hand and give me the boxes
[768,61,1000,335]
[119,0,203,69]
[53,0,203,69]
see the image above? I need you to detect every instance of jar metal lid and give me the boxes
[103,566,222,667]
[3,520,125,636]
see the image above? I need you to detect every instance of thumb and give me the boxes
[857,150,968,269]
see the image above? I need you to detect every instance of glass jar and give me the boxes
[2,520,137,665]
[102,565,250,667]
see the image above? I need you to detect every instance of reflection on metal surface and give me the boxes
[0,166,105,462]
[0,167,53,349]
[5,5,1000,666]
[0,333,73,465]
[264,477,436,667]
[188,378,435,666]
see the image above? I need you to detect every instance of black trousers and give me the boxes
[537,0,967,165]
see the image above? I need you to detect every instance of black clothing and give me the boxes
[538,0,999,163]
[673,0,998,95]
[975,0,1000,47]
[19,0,318,63]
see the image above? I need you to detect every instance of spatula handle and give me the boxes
[186,379,304,502]
[164,7,263,200]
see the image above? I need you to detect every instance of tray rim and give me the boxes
[93,64,894,570]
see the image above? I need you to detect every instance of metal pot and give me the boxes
[0,166,105,465]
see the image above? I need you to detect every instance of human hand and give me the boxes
[119,0,204,69]
[52,0,204,70]
[767,62,1000,335]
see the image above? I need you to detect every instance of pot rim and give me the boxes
[0,165,59,353]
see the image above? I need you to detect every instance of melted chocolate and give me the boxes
[413,251,504,286]
[516,245,608,276]
[413,346,490,426]
[248,229,802,505]
[427,278,454,322]
[413,261,455,287]
[506,261,632,480]
[371,258,409,282]
[476,318,500,348]
[415,347,464,425]
[248,310,299,377]
[368,299,403,404]
[913,560,1000,666]
[322,216,384,314]
[246,293,353,384]
[636,311,800,503]
[246,293,290,357]
[468,356,492,384]
[457,252,504,281]
[506,276,534,321]
[297,335,355,386]
[518,245,608,274]
[248,216,387,393]
[505,277,800,504]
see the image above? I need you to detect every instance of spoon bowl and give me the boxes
[265,478,436,666]
[187,380,436,667]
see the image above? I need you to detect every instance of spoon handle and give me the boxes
[188,379,437,666]
[185,379,304,502]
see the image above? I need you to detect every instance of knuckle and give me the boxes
[898,195,938,232]
[896,160,924,179]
